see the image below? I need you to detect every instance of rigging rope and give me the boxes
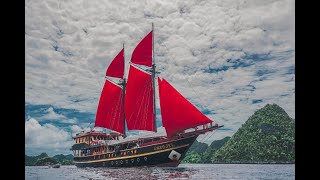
[203,130,217,144]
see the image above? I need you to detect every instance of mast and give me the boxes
[122,43,126,138]
[152,23,157,132]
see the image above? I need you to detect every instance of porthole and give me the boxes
[111,161,113,165]
[131,159,134,163]
[120,160,123,164]
[137,158,140,162]
[115,161,118,165]
[125,159,128,164]
[144,157,147,161]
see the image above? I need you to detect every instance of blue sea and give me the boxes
[25,164,294,180]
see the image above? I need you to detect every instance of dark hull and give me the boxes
[74,134,198,168]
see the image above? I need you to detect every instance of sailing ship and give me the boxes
[71,24,223,167]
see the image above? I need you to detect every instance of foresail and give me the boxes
[95,79,124,134]
[158,78,212,137]
[131,31,152,67]
[125,65,155,131]
[105,49,124,78]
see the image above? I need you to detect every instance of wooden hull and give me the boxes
[74,134,198,168]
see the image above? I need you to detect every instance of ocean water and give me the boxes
[25,164,294,180]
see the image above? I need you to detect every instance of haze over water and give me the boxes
[25,164,294,180]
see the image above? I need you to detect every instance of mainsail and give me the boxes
[158,78,213,137]
[125,65,155,131]
[95,49,125,134]
[124,30,156,132]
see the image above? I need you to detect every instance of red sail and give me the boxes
[105,49,124,78]
[95,79,124,134]
[158,78,212,137]
[131,31,152,67]
[125,65,155,131]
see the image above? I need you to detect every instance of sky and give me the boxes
[25,0,295,156]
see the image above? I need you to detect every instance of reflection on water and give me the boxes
[96,167,196,179]
[25,164,294,180]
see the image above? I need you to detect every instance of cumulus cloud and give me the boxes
[70,125,83,133]
[40,107,78,124]
[26,0,294,148]
[25,118,73,156]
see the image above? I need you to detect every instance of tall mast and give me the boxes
[122,43,127,137]
[152,23,157,132]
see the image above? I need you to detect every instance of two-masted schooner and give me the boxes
[71,25,223,167]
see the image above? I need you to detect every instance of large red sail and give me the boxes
[105,49,124,78]
[131,31,152,67]
[95,79,124,134]
[158,78,212,137]
[125,65,155,131]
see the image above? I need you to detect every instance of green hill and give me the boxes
[53,154,74,165]
[25,153,74,166]
[25,153,49,166]
[188,140,208,153]
[210,136,231,150]
[183,137,230,163]
[53,154,73,161]
[212,104,295,163]
[34,157,58,166]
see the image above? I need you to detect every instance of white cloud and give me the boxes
[40,107,78,124]
[25,118,73,156]
[70,125,83,134]
[26,0,294,147]
[42,107,65,119]
[69,124,92,136]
